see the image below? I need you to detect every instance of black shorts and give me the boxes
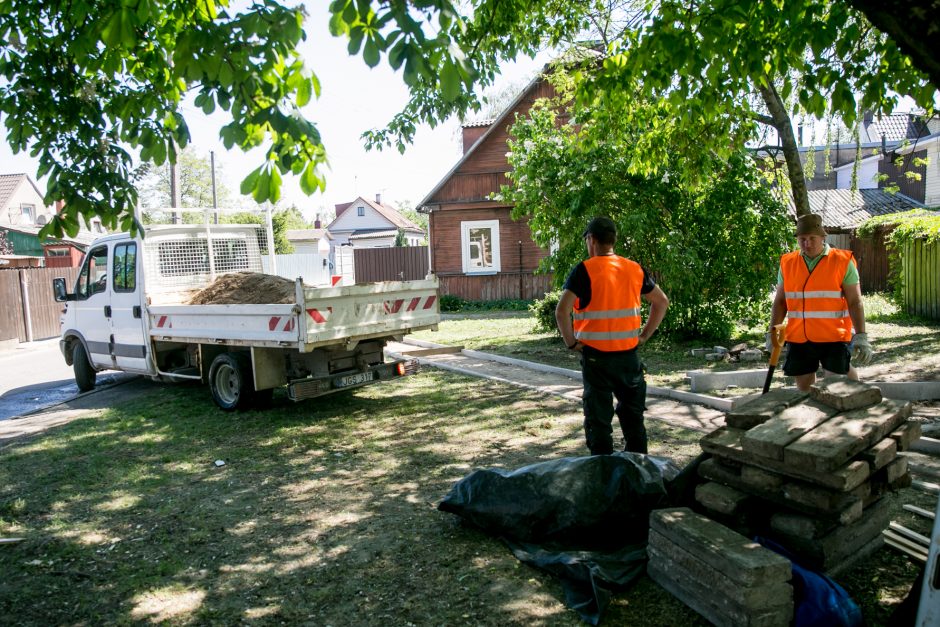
[782,341,851,376]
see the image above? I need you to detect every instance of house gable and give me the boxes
[0,173,54,228]
[419,76,559,210]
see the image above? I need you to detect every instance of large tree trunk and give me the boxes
[757,81,811,219]
[847,0,940,91]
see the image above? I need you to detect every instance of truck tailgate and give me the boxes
[302,278,439,348]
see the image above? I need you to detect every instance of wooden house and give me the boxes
[416,76,557,302]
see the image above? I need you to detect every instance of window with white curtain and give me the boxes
[460,220,500,274]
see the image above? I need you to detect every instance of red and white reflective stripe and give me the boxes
[154,315,171,328]
[385,295,436,313]
[307,307,332,324]
[268,316,295,332]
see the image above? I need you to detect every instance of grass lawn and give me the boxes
[1,294,936,625]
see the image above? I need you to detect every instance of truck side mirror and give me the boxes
[52,277,73,302]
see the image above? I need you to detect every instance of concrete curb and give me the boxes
[402,337,752,412]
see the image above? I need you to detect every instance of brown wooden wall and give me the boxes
[430,79,557,204]
[0,267,79,342]
[879,149,927,202]
[849,227,891,293]
[439,272,553,301]
[428,207,549,276]
[353,246,429,283]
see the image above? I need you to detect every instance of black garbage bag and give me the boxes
[438,453,681,624]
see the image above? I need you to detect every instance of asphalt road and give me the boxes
[0,338,133,421]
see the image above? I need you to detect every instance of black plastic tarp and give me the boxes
[438,453,685,624]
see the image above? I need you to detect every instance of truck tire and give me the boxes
[208,353,255,411]
[73,343,97,392]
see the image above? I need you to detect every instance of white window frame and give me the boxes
[357,206,365,217]
[460,219,501,275]
[20,203,35,223]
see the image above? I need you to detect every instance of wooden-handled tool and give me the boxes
[762,323,786,394]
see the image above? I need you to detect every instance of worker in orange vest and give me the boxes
[770,213,874,392]
[556,217,670,455]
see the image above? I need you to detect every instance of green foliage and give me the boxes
[502,79,793,339]
[530,290,561,334]
[858,209,940,245]
[438,294,532,312]
[0,230,12,255]
[5,0,934,245]
[332,0,595,153]
[1,1,323,239]
[394,228,407,247]
[438,294,464,312]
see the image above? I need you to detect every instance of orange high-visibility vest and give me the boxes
[781,248,854,343]
[573,255,644,351]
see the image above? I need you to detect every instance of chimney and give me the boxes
[462,124,490,154]
[375,193,382,205]
[314,213,321,229]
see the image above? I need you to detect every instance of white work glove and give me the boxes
[851,332,874,366]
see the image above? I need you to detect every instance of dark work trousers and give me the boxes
[580,346,647,455]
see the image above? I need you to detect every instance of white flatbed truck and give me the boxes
[52,223,439,410]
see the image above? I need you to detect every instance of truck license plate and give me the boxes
[335,371,374,388]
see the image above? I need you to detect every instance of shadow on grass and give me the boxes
[0,371,705,626]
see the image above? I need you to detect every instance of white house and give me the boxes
[1,172,107,233]
[0,173,56,228]
[833,154,881,190]
[285,228,332,254]
[326,194,424,251]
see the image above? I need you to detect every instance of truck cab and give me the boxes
[55,233,152,390]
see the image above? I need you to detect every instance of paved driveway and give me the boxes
[0,339,132,421]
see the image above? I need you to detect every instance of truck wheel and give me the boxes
[208,353,255,411]
[73,343,96,392]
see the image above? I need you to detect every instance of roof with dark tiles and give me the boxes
[789,189,928,229]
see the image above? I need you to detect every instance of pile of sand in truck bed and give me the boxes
[186,272,300,305]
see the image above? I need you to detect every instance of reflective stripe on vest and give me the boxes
[573,308,642,320]
[573,255,644,351]
[780,247,854,343]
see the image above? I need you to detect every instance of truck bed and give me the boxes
[147,278,440,350]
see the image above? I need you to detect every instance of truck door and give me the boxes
[73,245,112,368]
[109,241,152,373]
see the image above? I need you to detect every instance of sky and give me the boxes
[0,4,546,224]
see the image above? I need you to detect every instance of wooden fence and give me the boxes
[353,246,429,283]
[902,238,940,320]
[0,267,80,342]
[849,229,890,294]
[438,272,553,301]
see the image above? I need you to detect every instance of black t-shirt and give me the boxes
[563,259,655,310]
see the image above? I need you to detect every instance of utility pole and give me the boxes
[169,150,181,224]
[210,150,218,224]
